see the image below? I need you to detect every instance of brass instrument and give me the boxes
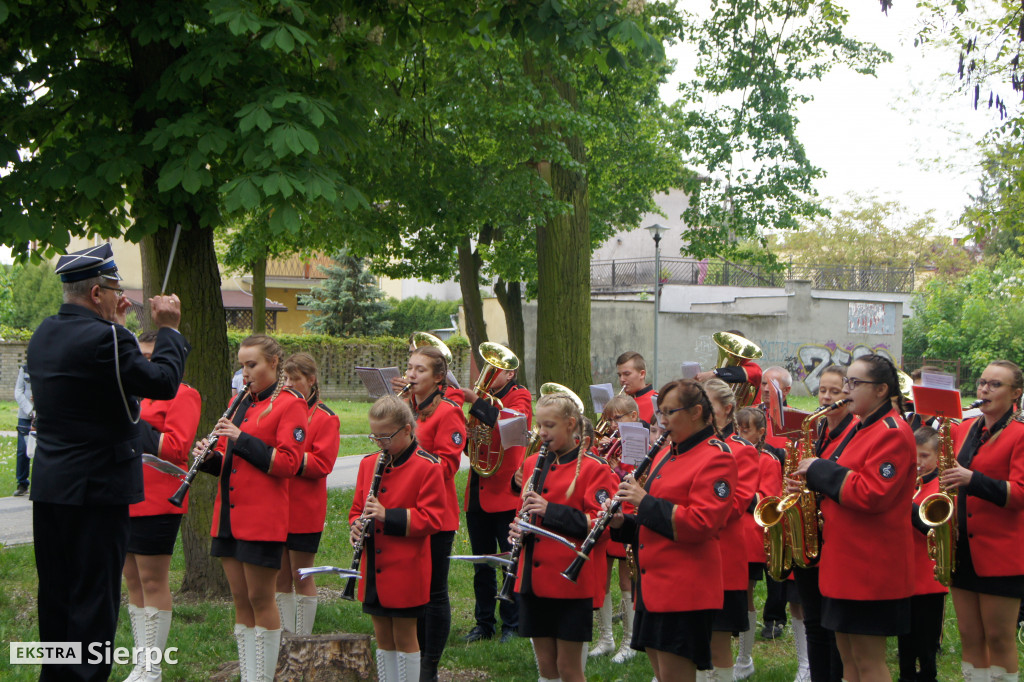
[525,382,586,458]
[775,399,852,569]
[753,441,793,581]
[917,416,956,586]
[398,332,454,395]
[712,331,764,408]
[466,342,520,477]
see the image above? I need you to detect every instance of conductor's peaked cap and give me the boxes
[55,243,122,283]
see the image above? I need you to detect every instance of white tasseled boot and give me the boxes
[396,651,420,682]
[123,604,146,682]
[792,616,809,682]
[253,626,282,682]
[376,649,398,682]
[142,607,172,681]
[581,642,588,674]
[713,667,732,681]
[963,662,992,682]
[612,593,636,663]
[274,592,296,634]
[234,624,255,682]
[295,595,317,636]
[589,598,615,656]
[991,665,1019,682]
[733,610,756,680]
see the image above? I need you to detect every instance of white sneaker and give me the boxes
[733,656,754,680]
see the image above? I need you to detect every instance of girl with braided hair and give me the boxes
[791,354,916,682]
[193,334,309,682]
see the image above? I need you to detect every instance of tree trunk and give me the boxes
[528,64,592,412]
[494,278,527,389]
[251,253,267,333]
[141,224,232,597]
[457,235,487,372]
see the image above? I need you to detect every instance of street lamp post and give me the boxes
[644,223,669,391]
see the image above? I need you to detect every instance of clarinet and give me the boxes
[561,432,669,583]
[342,449,388,601]
[497,442,550,603]
[168,383,251,507]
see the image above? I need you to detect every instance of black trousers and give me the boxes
[418,530,455,682]
[465,508,519,633]
[896,593,946,682]
[34,502,129,682]
[793,566,844,682]
[763,572,789,625]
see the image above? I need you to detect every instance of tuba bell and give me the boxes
[466,342,520,477]
[712,331,763,408]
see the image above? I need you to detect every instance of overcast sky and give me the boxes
[661,2,1004,234]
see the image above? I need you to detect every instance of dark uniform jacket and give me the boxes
[28,304,189,505]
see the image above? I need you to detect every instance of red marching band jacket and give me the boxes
[805,404,916,601]
[615,426,738,613]
[722,431,759,588]
[513,447,613,600]
[951,414,1024,577]
[911,473,948,596]
[131,383,202,516]
[202,385,308,543]
[627,385,658,427]
[349,442,445,609]
[288,396,341,535]
[414,390,467,532]
[464,382,532,514]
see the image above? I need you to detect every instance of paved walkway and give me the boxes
[0,452,469,548]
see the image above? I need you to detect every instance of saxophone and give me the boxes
[753,439,794,581]
[775,399,851,569]
[917,416,957,586]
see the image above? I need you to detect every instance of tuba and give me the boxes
[775,399,851,569]
[466,342,520,477]
[524,383,586,459]
[712,331,763,408]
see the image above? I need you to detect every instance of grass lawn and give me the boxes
[0,407,1012,681]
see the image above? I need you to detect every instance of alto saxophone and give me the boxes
[753,439,794,581]
[775,399,851,569]
[917,416,958,587]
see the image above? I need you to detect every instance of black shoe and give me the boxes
[463,625,493,643]
[500,627,517,643]
[12,485,27,497]
[761,622,785,640]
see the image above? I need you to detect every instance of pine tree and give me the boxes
[300,250,393,337]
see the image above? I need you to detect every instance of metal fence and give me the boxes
[591,258,915,294]
[265,254,333,279]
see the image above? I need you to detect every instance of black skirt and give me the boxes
[285,531,322,553]
[518,592,592,642]
[821,596,911,636]
[362,595,425,619]
[712,589,750,633]
[951,535,1024,598]
[211,537,284,569]
[748,562,765,581]
[127,514,182,556]
[631,607,714,670]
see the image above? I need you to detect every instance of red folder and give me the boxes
[911,386,963,419]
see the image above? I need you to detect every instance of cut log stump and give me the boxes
[211,632,374,681]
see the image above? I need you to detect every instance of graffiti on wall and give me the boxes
[786,341,893,395]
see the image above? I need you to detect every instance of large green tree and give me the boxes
[0,0,380,594]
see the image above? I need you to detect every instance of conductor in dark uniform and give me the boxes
[28,244,189,682]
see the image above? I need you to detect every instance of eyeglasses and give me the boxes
[98,285,125,298]
[609,413,628,422]
[843,377,883,389]
[654,405,691,420]
[976,379,1006,390]
[367,426,404,447]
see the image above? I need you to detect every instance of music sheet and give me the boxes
[619,422,650,467]
[590,383,615,415]
[498,410,529,447]
[355,366,403,399]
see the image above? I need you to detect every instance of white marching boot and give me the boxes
[274,592,296,633]
[234,624,256,682]
[396,651,420,682]
[612,593,636,663]
[792,616,810,682]
[123,604,145,682]
[590,598,615,656]
[734,610,756,680]
[295,595,317,636]
[376,649,398,682]
[142,607,172,681]
[991,665,1019,682]
[963,662,992,682]
[253,626,281,682]
[713,667,732,681]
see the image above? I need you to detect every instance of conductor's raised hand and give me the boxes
[150,294,181,330]
[114,295,131,327]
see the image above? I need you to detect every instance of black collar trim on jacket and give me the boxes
[631,384,654,399]
[553,445,581,466]
[493,381,520,401]
[389,440,418,468]
[671,425,716,454]
[414,388,442,413]
[720,422,735,438]
[921,469,939,485]
[859,402,893,430]
[252,382,278,402]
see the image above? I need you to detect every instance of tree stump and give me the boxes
[275,633,375,681]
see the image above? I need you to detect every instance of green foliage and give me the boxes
[903,255,1024,378]
[3,262,64,330]
[384,296,461,339]
[299,252,393,338]
[961,129,1024,256]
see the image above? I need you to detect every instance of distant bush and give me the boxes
[385,296,461,339]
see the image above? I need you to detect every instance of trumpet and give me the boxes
[343,449,388,601]
[169,382,251,507]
